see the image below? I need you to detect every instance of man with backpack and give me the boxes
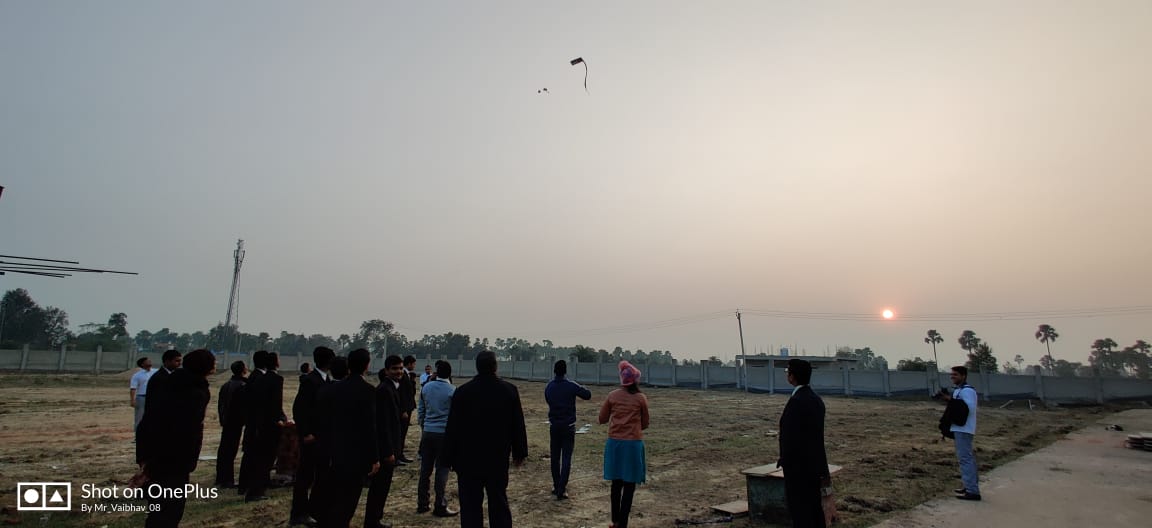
[940,366,980,501]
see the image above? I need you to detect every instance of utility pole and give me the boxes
[736,310,747,392]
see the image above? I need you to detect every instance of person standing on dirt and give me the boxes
[545,359,592,500]
[397,355,419,464]
[322,348,381,528]
[136,349,182,466]
[289,346,335,527]
[778,358,830,528]
[215,360,248,488]
[130,356,155,441]
[942,365,980,501]
[242,351,288,502]
[140,348,216,528]
[443,350,528,528]
[416,360,458,517]
[363,355,404,528]
[598,360,649,528]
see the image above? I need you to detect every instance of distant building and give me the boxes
[737,355,859,370]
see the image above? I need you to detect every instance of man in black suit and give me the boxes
[140,349,215,528]
[321,349,381,528]
[443,351,528,528]
[396,355,418,464]
[136,349,182,467]
[290,347,336,527]
[242,351,288,502]
[310,356,348,527]
[777,358,830,528]
[363,355,404,528]
[237,350,268,495]
[215,360,248,488]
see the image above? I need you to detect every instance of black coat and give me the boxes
[443,373,528,476]
[293,370,327,437]
[311,376,340,465]
[778,385,829,479]
[141,368,211,477]
[135,368,173,464]
[398,370,417,414]
[142,367,173,416]
[375,379,403,461]
[322,375,379,477]
[218,375,247,427]
[245,369,286,433]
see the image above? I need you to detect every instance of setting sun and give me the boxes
[882,309,895,319]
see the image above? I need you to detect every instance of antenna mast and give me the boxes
[224,239,245,329]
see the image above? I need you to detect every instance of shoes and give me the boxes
[396,459,409,466]
[236,487,247,496]
[432,508,459,517]
[244,495,270,503]
[416,506,431,514]
[953,488,967,495]
[289,516,318,527]
[956,492,982,501]
[397,456,414,464]
[556,493,569,500]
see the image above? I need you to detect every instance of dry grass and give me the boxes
[0,373,1105,527]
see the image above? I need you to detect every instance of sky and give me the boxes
[2,1,1150,366]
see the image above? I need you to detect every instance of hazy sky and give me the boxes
[2,1,1150,365]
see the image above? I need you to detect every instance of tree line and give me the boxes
[0,288,693,365]
[898,327,1152,378]
[5,288,1147,375]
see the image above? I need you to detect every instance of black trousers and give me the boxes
[399,421,411,457]
[610,479,637,528]
[325,471,367,528]
[457,470,511,528]
[215,422,243,485]
[291,441,321,520]
[417,431,451,510]
[144,472,188,528]
[549,424,576,496]
[784,473,826,528]
[241,428,280,499]
[364,463,396,526]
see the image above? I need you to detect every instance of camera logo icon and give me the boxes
[17,482,71,511]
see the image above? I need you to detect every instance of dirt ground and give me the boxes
[0,372,1112,528]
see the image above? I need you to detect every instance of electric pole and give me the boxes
[737,310,747,392]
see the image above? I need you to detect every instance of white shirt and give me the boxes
[318,370,329,382]
[791,384,806,397]
[950,385,978,435]
[130,368,155,395]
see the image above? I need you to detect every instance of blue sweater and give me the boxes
[545,376,592,427]
[419,378,455,434]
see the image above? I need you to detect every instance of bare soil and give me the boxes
[0,373,1107,527]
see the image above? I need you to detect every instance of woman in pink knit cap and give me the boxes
[598,360,649,528]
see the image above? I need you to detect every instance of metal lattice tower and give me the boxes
[224,239,245,331]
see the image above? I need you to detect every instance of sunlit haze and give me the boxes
[2,1,1150,365]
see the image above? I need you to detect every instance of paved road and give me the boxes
[873,409,1152,528]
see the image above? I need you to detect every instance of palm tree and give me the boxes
[958,330,981,363]
[1035,324,1058,374]
[924,329,943,368]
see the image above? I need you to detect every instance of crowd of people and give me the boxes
[131,347,652,528]
[131,348,980,528]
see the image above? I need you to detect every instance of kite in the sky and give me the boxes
[570,57,588,93]
[537,88,549,94]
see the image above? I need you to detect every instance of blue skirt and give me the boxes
[603,438,646,484]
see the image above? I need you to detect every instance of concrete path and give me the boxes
[873,409,1152,528]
